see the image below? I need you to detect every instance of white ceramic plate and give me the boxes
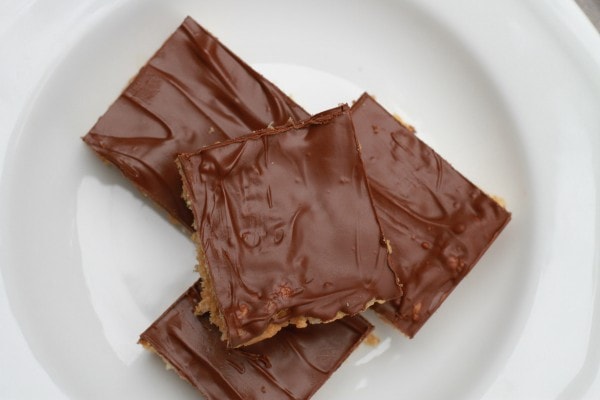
[1,0,600,399]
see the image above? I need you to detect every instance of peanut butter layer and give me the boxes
[82,16,308,230]
[178,105,402,347]
[139,281,373,400]
[350,93,511,337]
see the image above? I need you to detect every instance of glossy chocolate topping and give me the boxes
[140,281,373,400]
[82,16,309,230]
[178,106,402,347]
[350,94,511,337]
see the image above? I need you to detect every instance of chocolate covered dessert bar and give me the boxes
[177,106,402,347]
[140,281,373,400]
[350,93,511,337]
[82,16,309,230]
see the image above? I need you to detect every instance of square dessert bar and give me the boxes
[350,94,511,337]
[177,105,402,348]
[140,281,373,400]
[82,16,309,231]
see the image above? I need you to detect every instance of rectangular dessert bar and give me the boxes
[177,105,402,348]
[82,16,309,231]
[350,93,511,337]
[139,280,373,400]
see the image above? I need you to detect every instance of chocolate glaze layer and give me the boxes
[82,16,309,230]
[178,106,401,347]
[350,94,511,337]
[140,281,373,400]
